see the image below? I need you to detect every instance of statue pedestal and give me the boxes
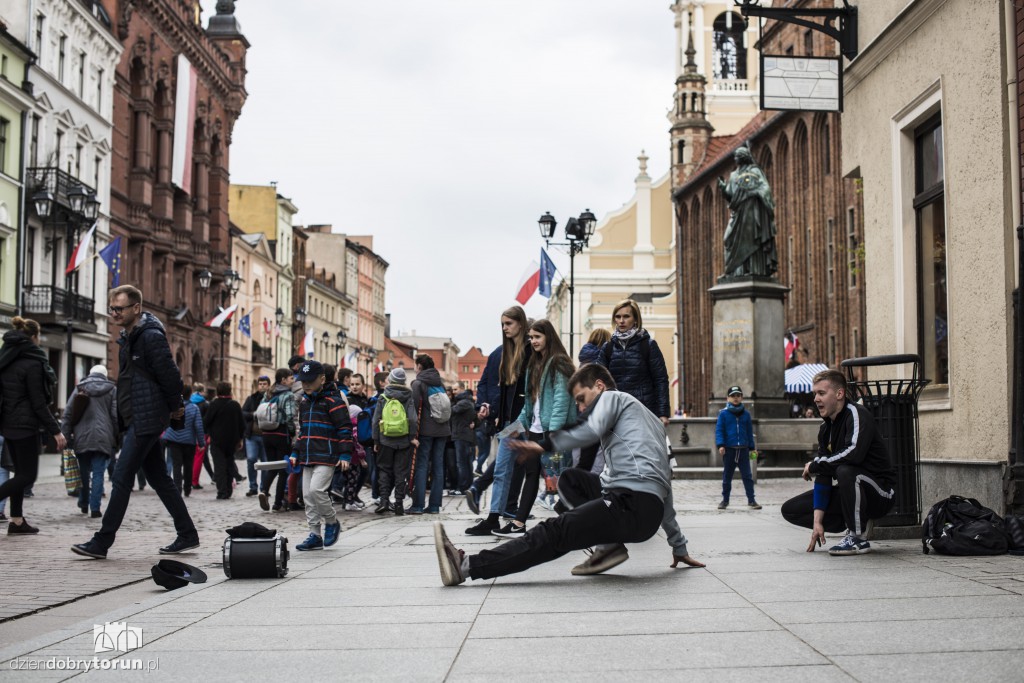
[708,278,790,419]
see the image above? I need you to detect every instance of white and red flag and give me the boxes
[297,328,315,358]
[171,54,198,193]
[205,304,237,328]
[514,260,541,305]
[65,221,97,276]
[785,332,800,362]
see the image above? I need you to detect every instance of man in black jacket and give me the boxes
[72,285,199,559]
[205,383,246,499]
[781,370,896,556]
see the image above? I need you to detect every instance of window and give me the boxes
[58,35,66,83]
[96,68,103,109]
[462,365,468,373]
[78,51,86,97]
[847,207,857,288]
[75,144,82,179]
[828,335,836,366]
[826,218,834,296]
[852,328,860,357]
[805,226,813,313]
[823,119,831,175]
[712,12,747,80]
[94,155,101,193]
[30,115,39,166]
[1,55,8,79]
[473,365,479,373]
[804,30,813,56]
[914,115,948,385]
[34,14,44,60]
[55,129,64,169]
[787,235,794,310]
[0,118,7,174]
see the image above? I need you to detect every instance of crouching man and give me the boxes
[781,370,896,556]
[434,363,703,586]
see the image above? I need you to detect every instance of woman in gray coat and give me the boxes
[61,365,119,517]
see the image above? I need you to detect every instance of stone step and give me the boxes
[672,466,804,480]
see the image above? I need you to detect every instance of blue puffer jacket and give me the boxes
[715,403,755,449]
[578,342,603,365]
[516,363,577,433]
[116,312,185,436]
[162,401,205,446]
[597,329,671,419]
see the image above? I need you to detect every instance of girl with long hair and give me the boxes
[492,319,576,538]
[0,317,67,533]
[464,305,533,535]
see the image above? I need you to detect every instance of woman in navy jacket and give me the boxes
[597,299,671,424]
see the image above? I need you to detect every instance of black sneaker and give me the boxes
[465,487,480,515]
[374,500,392,514]
[91,510,102,518]
[8,520,39,535]
[258,492,270,511]
[71,541,107,559]
[748,501,762,510]
[717,500,728,510]
[491,522,526,539]
[246,490,258,497]
[159,537,200,554]
[465,518,499,536]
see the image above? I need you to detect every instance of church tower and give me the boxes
[668,19,713,191]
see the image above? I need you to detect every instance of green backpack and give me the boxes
[380,396,409,437]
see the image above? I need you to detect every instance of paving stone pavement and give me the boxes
[2,456,1024,681]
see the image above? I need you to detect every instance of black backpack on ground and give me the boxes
[921,495,1009,556]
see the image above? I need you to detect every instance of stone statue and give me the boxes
[717,145,779,279]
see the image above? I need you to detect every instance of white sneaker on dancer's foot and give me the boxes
[434,522,466,586]
[571,543,629,576]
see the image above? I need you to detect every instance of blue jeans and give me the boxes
[0,465,8,515]
[489,435,524,515]
[77,451,110,512]
[475,428,490,471]
[245,436,267,492]
[455,440,474,492]
[92,425,197,551]
[722,447,756,503]
[411,436,446,512]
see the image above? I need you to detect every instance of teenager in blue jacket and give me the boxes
[715,385,761,510]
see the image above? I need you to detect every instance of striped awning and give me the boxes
[785,364,829,393]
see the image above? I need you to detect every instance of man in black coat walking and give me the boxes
[72,285,199,559]
[204,382,246,499]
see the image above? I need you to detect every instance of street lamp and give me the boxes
[293,307,306,327]
[84,192,100,221]
[537,208,596,356]
[275,307,284,326]
[198,268,242,381]
[321,331,330,362]
[335,329,346,366]
[32,189,54,219]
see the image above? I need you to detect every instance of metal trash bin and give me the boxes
[840,354,930,527]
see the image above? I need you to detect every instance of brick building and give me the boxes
[672,0,864,415]
[107,0,247,383]
[457,345,489,393]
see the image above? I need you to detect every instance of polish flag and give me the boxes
[297,328,315,358]
[205,304,237,328]
[514,260,541,305]
[65,222,98,276]
[784,332,800,362]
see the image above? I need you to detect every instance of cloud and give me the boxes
[230,1,675,354]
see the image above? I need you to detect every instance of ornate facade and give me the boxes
[107,0,247,384]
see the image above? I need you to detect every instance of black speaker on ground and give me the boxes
[222,535,289,578]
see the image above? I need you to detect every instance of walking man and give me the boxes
[72,285,199,559]
[781,370,896,555]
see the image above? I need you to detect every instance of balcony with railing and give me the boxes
[27,167,97,214]
[22,285,96,328]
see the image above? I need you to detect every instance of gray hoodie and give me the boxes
[61,372,119,455]
[544,389,689,555]
[372,384,418,449]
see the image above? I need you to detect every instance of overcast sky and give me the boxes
[230,1,675,354]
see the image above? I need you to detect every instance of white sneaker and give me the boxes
[344,503,362,511]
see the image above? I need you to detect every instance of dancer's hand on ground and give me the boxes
[671,554,706,568]
[806,524,826,552]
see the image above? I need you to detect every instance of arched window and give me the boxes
[713,12,747,81]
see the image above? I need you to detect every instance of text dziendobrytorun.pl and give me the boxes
[8,657,159,672]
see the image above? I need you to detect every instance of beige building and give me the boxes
[840,0,1016,508]
[393,334,461,386]
[229,184,299,367]
[227,230,282,398]
[546,153,679,412]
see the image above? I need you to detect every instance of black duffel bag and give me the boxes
[922,495,1009,556]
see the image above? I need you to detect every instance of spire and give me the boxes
[684,27,697,74]
[636,150,650,182]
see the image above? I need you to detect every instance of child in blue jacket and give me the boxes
[715,385,760,510]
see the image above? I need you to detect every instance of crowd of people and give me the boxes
[0,285,898,578]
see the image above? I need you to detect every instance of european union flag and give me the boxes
[539,248,558,298]
[98,237,123,287]
[238,312,252,338]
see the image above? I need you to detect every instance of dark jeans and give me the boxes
[721,447,756,503]
[577,443,599,472]
[261,434,291,507]
[514,434,545,524]
[455,440,474,492]
[411,435,446,511]
[467,468,664,580]
[165,441,195,495]
[77,450,110,512]
[444,441,458,489]
[93,425,197,551]
[210,443,235,497]
[781,464,895,537]
[0,435,40,518]
[361,439,379,499]
[376,445,412,503]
